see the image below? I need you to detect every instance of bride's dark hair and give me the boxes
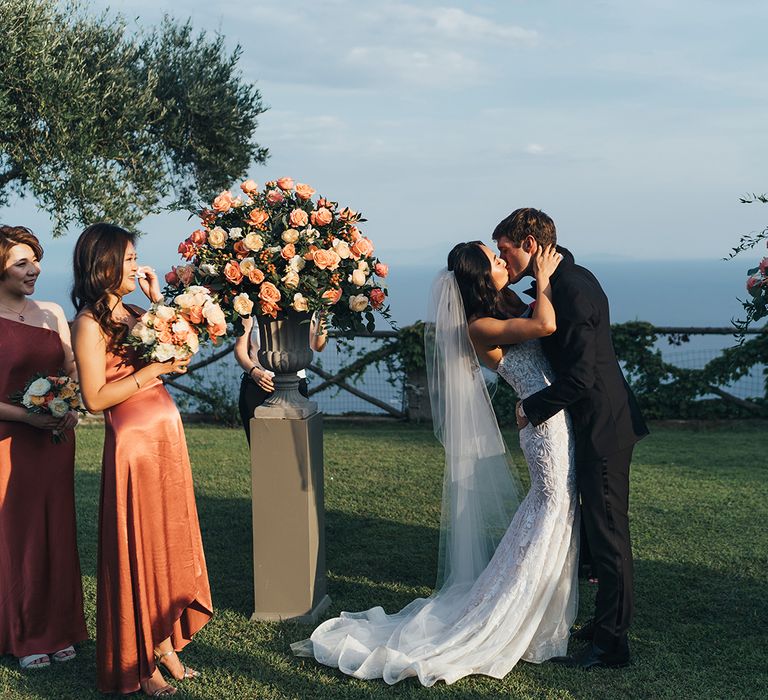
[71,223,136,350]
[447,241,525,321]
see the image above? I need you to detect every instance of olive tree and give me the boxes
[0,0,268,234]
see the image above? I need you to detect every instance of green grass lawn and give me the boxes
[1,421,767,699]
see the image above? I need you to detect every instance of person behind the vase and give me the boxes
[70,223,213,697]
[0,225,87,672]
[234,313,328,444]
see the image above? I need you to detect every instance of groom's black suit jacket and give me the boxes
[521,248,648,459]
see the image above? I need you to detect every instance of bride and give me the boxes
[292,242,576,686]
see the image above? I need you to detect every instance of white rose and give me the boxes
[199,263,218,276]
[22,391,34,408]
[349,294,369,312]
[174,293,193,309]
[208,226,228,249]
[288,255,306,272]
[282,270,300,288]
[292,293,309,312]
[186,285,210,296]
[155,304,176,321]
[333,239,351,259]
[233,292,254,316]
[239,257,257,275]
[48,397,69,418]
[202,300,226,325]
[153,343,176,362]
[27,377,52,396]
[357,260,370,275]
[134,324,157,345]
[243,233,264,251]
[302,226,319,242]
[349,269,366,287]
[171,318,192,335]
[282,228,300,244]
[228,227,244,240]
[186,332,200,353]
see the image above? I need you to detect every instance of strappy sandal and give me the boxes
[19,653,50,670]
[154,649,201,680]
[52,645,77,663]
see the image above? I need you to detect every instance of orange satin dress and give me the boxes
[0,317,87,657]
[97,334,213,694]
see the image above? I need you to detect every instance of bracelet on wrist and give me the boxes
[132,373,141,390]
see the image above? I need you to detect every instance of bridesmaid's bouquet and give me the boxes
[125,287,228,363]
[9,373,86,442]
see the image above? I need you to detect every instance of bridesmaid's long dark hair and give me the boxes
[447,241,526,321]
[71,223,136,350]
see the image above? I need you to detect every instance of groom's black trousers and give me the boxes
[576,443,635,651]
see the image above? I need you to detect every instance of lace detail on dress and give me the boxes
[292,339,579,685]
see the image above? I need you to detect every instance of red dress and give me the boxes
[96,333,213,694]
[0,317,87,657]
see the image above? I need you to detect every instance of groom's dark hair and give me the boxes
[492,208,557,247]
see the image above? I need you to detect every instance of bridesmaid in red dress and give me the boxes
[70,223,213,697]
[0,225,87,670]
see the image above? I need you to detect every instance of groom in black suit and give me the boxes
[493,208,649,669]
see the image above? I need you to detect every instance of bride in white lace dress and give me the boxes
[292,242,578,686]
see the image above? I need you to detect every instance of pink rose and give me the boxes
[312,248,341,270]
[189,229,208,245]
[248,268,265,285]
[259,281,282,304]
[266,188,285,204]
[281,243,296,260]
[177,265,195,286]
[200,208,216,226]
[165,268,179,286]
[311,207,333,227]
[322,287,342,305]
[276,177,295,191]
[760,257,768,275]
[351,237,374,258]
[241,179,259,195]
[178,240,197,261]
[369,288,386,309]
[224,260,244,285]
[374,262,389,278]
[212,190,234,213]
[248,208,270,229]
[289,208,309,228]
[295,183,315,201]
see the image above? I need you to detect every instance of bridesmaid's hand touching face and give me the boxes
[137,266,163,303]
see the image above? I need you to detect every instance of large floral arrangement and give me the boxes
[165,177,390,335]
[10,373,86,442]
[126,288,227,362]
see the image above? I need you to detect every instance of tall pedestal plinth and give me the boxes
[249,411,330,623]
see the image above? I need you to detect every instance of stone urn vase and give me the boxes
[253,310,318,419]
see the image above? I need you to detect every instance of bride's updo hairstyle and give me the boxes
[447,241,525,321]
[71,223,136,350]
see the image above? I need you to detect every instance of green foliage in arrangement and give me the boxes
[0,422,765,699]
[0,0,267,235]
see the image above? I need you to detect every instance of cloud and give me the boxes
[524,143,546,155]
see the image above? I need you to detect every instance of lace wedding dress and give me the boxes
[292,336,579,686]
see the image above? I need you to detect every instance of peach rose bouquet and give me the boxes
[9,373,86,443]
[164,178,391,335]
[126,287,227,362]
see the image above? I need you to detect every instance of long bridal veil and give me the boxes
[291,270,528,685]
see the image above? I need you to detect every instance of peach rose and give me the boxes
[208,227,227,249]
[241,179,259,195]
[281,243,296,260]
[247,208,269,229]
[276,177,295,191]
[292,293,309,312]
[369,288,386,309]
[289,209,309,228]
[224,260,244,285]
[260,300,280,318]
[182,306,204,324]
[178,240,196,260]
[259,281,282,304]
[212,190,234,212]
[351,237,374,258]
[312,248,341,271]
[348,225,362,242]
[158,328,174,344]
[208,321,228,337]
[303,244,319,261]
[311,207,333,227]
[266,188,285,204]
[243,233,264,251]
[374,262,389,278]
[282,228,300,244]
[349,269,366,287]
[295,183,315,200]
[349,294,369,312]
[248,268,266,284]
[190,229,208,245]
[177,265,195,286]
[233,240,249,259]
[322,287,342,305]
[233,292,254,316]
[165,268,179,286]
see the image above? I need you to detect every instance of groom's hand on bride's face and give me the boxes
[515,401,529,429]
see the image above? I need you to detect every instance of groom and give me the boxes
[493,208,649,669]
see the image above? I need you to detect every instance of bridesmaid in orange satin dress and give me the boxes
[0,225,87,670]
[71,223,213,697]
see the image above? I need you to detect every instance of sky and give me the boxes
[3,0,768,313]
